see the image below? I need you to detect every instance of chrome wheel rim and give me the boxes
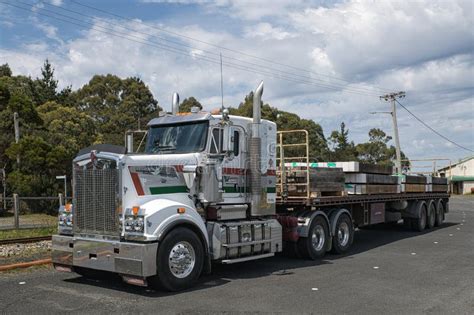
[337,222,350,247]
[311,225,325,252]
[168,241,195,279]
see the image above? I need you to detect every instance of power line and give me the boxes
[3,1,382,97]
[395,99,474,153]
[69,0,390,94]
[34,0,383,96]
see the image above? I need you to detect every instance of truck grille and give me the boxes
[73,168,120,235]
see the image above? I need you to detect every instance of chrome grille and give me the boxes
[74,168,120,235]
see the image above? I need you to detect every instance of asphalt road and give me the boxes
[1,196,473,314]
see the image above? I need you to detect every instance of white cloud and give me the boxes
[290,0,474,78]
[1,0,473,162]
[244,23,297,41]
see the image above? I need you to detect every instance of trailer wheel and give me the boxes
[435,201,444,227]
[149,227,204,291]
[427,201,436,229]
[331,213,354,254]
[297,216,328,260]
[413,204,427,232]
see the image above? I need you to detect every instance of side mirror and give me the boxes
[222,125,233,153]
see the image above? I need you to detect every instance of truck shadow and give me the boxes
[63,221,458,297]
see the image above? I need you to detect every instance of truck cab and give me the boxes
[53,82,282,291]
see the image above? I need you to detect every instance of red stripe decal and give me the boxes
[174,165,184,172]
[130,171,145,196]
[267,169,276,176]
[223,167,246,175]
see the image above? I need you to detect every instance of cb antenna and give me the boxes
[220,53,224,112]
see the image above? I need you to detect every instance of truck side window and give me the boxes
[210,128,223,153]
[233,131,239,156]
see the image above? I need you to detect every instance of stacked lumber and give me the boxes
[426,175,449,193]
[396,175,427,193]
[344,173,399,194]
[280,166,345,198]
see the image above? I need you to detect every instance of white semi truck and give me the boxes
[52,82,450,291]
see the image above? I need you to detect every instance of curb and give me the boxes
[0,258,52,271]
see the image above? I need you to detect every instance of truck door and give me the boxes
[222,126,246,201]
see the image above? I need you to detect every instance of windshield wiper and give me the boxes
[157,145,176,152]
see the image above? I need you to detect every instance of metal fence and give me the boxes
[0,194,69,230]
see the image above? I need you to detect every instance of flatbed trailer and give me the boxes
[277,192,450,208]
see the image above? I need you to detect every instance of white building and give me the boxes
[438,156,474,194]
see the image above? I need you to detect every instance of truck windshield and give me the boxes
[145,121,208,154]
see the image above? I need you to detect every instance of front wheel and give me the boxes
[149,227,204,291]
[297,216,329,260]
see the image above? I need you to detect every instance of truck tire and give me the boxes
[435,201,444,227]
[297,216,329,260]
[331,213,354,254]
[413,205,427,232]
[427,201,436,229]
[149,227,204,291]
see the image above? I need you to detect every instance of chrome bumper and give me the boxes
[52,235,158,277]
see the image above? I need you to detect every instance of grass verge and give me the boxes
[0,226,57,240]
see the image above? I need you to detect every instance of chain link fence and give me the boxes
[0,195,69,231]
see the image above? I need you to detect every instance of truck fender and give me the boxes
[402,200,427,219]
[141,200,211,273]
[328,208,352,237]
[156,215,212,275]
[297,210,330,238]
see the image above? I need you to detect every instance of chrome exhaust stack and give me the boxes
[172,92,180,115]
[250,81,267,216]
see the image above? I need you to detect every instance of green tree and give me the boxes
[328,122,358,161]
[34,59,58,106]
[0,63,12,77]
[71,74,161,144]
[356,128,409,167]
[229,91,329,161]
[179,97,202,112]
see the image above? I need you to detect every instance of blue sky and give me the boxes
[0,0,473,169]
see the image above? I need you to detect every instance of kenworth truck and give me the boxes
[52,82,450,291]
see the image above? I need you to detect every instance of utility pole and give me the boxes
[13,112,20,164]
[1,167,5,211]
[379,92,405,174]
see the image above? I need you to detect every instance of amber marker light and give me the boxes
[177,207,186,214]
[65,203,72,212]
[132,206,140,216]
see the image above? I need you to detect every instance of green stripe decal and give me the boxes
[267,187,276,193]
[223,186,276,193]
[149,186,188,194]
[223,186,247,193]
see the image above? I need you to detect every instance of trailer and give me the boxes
[52,82,450,291]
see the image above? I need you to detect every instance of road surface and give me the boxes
[0,196,473,314]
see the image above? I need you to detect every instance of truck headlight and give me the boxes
[124,215,144,233]
[58,204,73,234]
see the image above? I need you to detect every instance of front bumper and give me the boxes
[52,235,158,277]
